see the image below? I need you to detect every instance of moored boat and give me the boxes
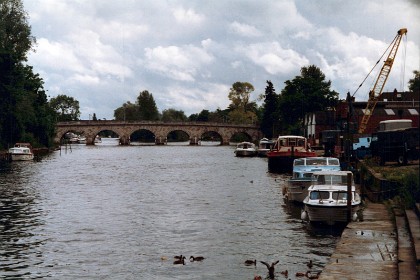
[301,170,361,225]
[234,142,257,157]
[257,138,275,157]
[267,135,316,173]
[285,157,340,203]
[7,143,34,161]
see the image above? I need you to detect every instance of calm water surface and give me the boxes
[0,140,341,279]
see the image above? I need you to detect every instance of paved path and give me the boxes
[319,203,398,280]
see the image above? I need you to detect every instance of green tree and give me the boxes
[227,81,257,124]
[228,81,254,110]
[161,108,187,122]
[408,70,420,94]
[49,94,81,121]
[260,80,279,138]
[114,101,137,121]
[0,0,55,148]
[0,0,35,62]
[137,90,159,121]
[278,65,339,134]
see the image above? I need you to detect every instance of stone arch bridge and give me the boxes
[55,121,262,145]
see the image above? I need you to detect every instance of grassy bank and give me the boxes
[360,159,419,209]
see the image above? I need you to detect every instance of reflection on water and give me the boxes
[0,143,341,279]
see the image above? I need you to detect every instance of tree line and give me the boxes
[112,67,341,140]
[1,0,419,150]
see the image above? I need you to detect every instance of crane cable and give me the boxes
[351,33,399,98]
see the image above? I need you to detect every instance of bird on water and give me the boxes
[173,256,186,265]
[244,259,257,266]
[260,260,279,279]
[189,256,205,262]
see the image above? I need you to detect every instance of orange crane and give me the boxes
[357,28,407,134]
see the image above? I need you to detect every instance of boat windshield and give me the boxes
[306,158,327,165]
[332,191,348,200]
[310,191,329,200]
[316,175,348,186]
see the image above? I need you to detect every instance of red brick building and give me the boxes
[304,90,419,147]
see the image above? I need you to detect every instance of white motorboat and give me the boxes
[234,142,257,157]
[301,170,361,225]
[285,157,340,203]
[8,143,34,161]
[257,138,275,157]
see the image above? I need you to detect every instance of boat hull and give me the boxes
[10,153,34,161]
[303,204,360,225]
[235,150,257,157]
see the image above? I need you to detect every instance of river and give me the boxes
[0,139,341,279]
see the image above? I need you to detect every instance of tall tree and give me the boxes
[278,65,338,134]
[260,80,279,138]
[137,90,159,121]
[0,0,55,148]
[49,94,81,121]
[0,0,35,62]
[227,81,257,124]
[228,81,254,110]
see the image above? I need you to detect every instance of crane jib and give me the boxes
[358,28,407,134]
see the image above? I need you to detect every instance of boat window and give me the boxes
[288,139,296,146]
[332,192,348,200]
[279,139,286,146]
[294,159,305,166]
[310,191,329,200]
[328,159,339,165]
[320,175,348,185]
[307,158,327,165]
[316,175,325,184]
[297,139,304,147]
[303,173,313,178]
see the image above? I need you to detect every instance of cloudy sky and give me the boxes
[23,0,419,120]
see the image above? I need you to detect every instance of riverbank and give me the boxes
[319,202,419,280]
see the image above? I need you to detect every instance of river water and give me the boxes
[0,139,341,279]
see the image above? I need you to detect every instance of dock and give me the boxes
[319,202,419,280]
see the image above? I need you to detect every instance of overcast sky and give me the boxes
[23,0,420,120]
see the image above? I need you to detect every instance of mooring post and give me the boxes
[347,172,353,222]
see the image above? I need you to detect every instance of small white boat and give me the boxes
[234,142,257,157]
[8,143,34,161]
[77,136,87,144]
[285,157,340,203]
[257,138,275,157]
[301,170,361,225]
